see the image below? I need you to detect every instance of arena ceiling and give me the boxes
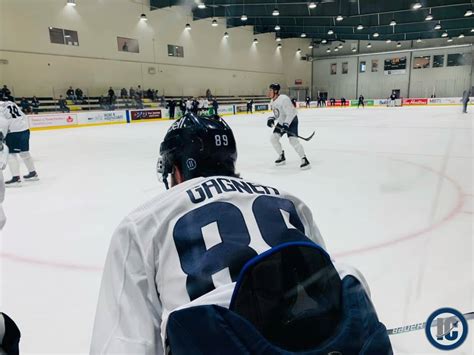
[150,0,474,43]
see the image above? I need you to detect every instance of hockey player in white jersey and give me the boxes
[0,133,8,229]
[267,83,310,169]
[91,113,391,354]
[0,99,38,186]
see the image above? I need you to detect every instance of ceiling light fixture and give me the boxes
[276,37,281,42]
[241,14,248,21]
[464,9,473,17]
[357,24,364,30]
[328,29,334,35]
[275,24,281,30]
[321,39,327,44]
[334,48,339,52]
[396,42,402,47]
[308,44,313,49]
[326,49,331,53]
[198,2,206,9]
[212,19,218,27]
[297,48,302,53]
[308,2,317,9]
[185,23,191,30]
[412,2,422,10]
[386,39,392,43]
[373,32,379,38]
[301,33,307,38]
[336,15,343,21]
[434,22,441,30]
[417,38,422,42]
[272,8,279,16]
[224,32,229,38]
[140,13,147,21]
[390,20,397,26]
[425,10,433,21]
[352,47,357,52]
[277,43,282,48]
[447,37,453,42]
[458,33,465,38]
[66,0,76,6]
[253,38,258,44]
[441,31,448,37]
[367,43,372,48]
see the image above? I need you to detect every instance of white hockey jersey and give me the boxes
[271,94,297,126]
[0,101,29,136]
[90,176,369,354]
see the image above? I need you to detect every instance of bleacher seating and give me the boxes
[14,94,270,113]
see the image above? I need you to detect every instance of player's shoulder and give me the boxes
[124,177,207,224]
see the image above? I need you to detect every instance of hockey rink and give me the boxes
[1,106,472,354]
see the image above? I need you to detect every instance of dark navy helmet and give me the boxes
[157,113,237,189]
[269,83,281,92]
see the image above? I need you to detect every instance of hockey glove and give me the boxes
[281,123,290,133]
[267,117,275,128]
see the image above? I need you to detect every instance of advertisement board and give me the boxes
[384,57,407,75]
[217,105,234,115]
[254,104,269,111]
[235,105,248,113]
[131,109,163,120]
[403,98,428,106]
[29,113,78,128]
[77,110,127,124]
[350,100,374,107]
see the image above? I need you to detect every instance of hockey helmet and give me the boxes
[157,113,237,189]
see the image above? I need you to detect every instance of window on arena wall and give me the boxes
[359,61,366,73]
[433,55,444,68]
[330,63,337,75]
[447,53,471,67]
[168,45,184,58]
[413,56,430,69]
[49,27,79,46]
[342,62,348,74]
[371,59,378,72]
[117,37,140,53]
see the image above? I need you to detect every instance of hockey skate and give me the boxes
[5,176,22,187]
[300,157,310,170]
[275,151,286,166]
[23,171,39,181]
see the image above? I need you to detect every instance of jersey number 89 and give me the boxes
[173,195,311,300]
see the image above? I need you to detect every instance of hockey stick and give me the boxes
[290,131,316,141]
[386,311,474,336]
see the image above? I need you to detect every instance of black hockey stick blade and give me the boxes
[296,131,315,141]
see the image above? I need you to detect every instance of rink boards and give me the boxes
[28,97,472,131]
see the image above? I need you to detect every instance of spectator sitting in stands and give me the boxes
[20,97,31,114]
[153,90,159,102]
[99,95,109,110]
[120,88,128,99]
[136,85,143,99]
[129,87,135,99]
[66,86,76,101]
[134,95,144,109]
[58,95,70,113]
[31,96,40,114]
[146,88,153,100]
[75,88,84,103]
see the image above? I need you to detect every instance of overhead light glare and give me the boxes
[66,0,76,6]
[197,2,206,9]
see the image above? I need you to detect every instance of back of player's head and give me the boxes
[269,83,281,92]
[157,113,238,188]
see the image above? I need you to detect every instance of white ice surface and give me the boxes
[1,106,472,354]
